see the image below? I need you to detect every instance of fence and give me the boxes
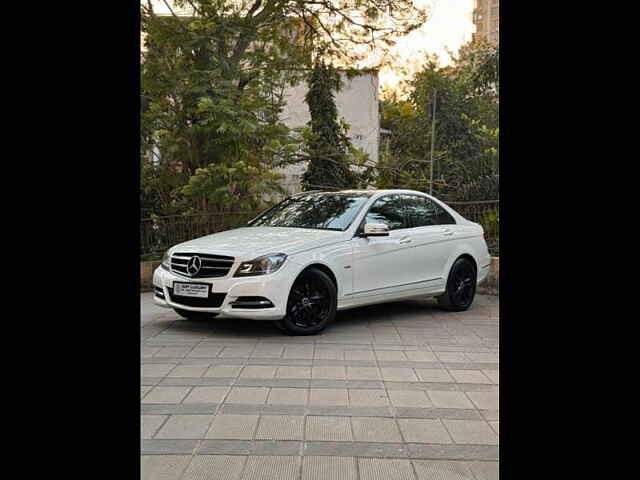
[141,200,499,258]
[141,212,256,259]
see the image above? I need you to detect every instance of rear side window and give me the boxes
[364,195,407,230]
[402,195,456,227]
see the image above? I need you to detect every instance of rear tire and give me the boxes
[275,268,337,336]
[173,308,219,321]
[437,257,477,311]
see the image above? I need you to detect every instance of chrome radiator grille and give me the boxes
[170,252,235,278]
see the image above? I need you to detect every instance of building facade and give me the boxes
[472,0,500,45]
[277,71,380,195]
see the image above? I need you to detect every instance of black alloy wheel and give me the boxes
[437,257,477,311]
[276,268,337,335]
[173,308,219,321]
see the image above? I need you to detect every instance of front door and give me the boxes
[351,194,415,295]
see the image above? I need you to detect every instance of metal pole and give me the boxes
[429,89,437,195]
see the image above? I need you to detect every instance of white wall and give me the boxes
[277,71,379,194]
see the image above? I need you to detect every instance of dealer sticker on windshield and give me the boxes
[173,282,209,298]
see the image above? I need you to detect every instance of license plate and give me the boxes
[173,282,209,298]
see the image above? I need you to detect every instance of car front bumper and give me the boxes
[152,262,297,320]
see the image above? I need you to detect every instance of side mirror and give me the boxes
[363,223,389,237]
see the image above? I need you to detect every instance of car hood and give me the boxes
[169,227,346,260]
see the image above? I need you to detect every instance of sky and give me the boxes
[379,0,476,92]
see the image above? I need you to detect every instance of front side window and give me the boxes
[364,195,407,230]
[402,195,456,227]
[249,192,372,231]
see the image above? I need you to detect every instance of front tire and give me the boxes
[275,268,337,335]
[173,308,219,321]
[437,257,477,311]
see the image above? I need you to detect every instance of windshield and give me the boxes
[248,192,372,231]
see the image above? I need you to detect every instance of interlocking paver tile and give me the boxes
[183,386,228,404]
[375,350,407,361]
[351,417,402,443]
[405,351,438,362]
[241,456,301,480]
[358,458,415,480]
[489,421,499,436]
[305,416,353,441]
[312,366,346,379]
[141,364,175,378]
[415,369,454,383]
[267,388,308,405]
[466,353,498,363]
[482,370,499,384]
[309,388,349,406]
[220,346,254,358]
[465,391,499,410]
[239,366,277,378]
[181,455,246,480]
[276,366,311,378]
[141,415,167,439]
[468,461,499,480]
[435,352,468,363]
[345,350,376,361]
[380,368,418,382]
[397,419,452,444]
[449,370,492,384]
[302,456,357,480]
[141,292,499,473]
[142,347,161,358]
[141,385,152,399]
[255,415,304,440]
[252,346,284,358]
[388,390,432,408]
[155,415,213,439]
[442,420,499,445]
[412,460,474,479]
[142,386,191,404]
[226,387,269,404]
[167,365,209,378]
[141,455,190,480]
[206,414,259,439]
[155,346,193,358]
[283,346,314,359]
[349,389,389,407]
[315,349,345,360]
[346,367,381,380]
[427,391,474,409]
[188,347,223,358]
[204,365,243,378]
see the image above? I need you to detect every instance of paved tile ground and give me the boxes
[141,293,499,479]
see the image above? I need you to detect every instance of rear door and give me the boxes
[399,194,459,286]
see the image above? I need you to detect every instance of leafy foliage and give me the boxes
[141,0,429,216]
[300,62,366,191]
[376,41,499,201]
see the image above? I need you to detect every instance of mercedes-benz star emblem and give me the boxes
[186,256,202,276]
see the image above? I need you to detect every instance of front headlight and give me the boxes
[234,253,287,277]
[161,250,171,271]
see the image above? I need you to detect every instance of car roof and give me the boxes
[293,189,430,196]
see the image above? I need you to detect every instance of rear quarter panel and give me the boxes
[442,223,491,282]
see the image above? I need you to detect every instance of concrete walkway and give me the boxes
[141,293,499,480]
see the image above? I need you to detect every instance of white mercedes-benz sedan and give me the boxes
[152,189,491,335]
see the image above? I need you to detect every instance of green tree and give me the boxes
[300,62,366,190]
[141,0,429,215]
[376,42,499,201]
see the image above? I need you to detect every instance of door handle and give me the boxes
[442,229,453,236]
[399,237,413,244]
